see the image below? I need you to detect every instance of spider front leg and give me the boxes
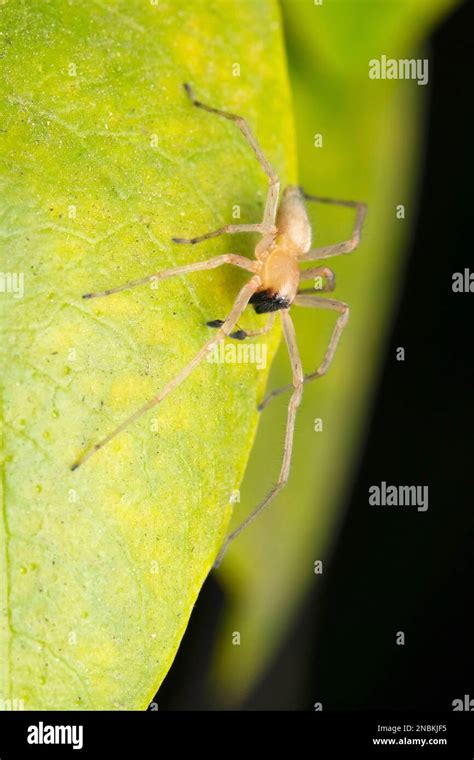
[258,295,349,411]
[301,191,368,261]
[172,223,271,246]
[206,312,275,340]
[214,309,303,567]
[176,83,280,241]
[299,265,336,292]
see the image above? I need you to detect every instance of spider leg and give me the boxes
[300,191,367,261]
[234,312,276,339]
[172,223,269,245]
[183,83,280,228]
[214,309,303,567]
[82,254,257,299]
[207,312,276,340]
[299,265,336,292]
[71,276,261,470]
[258,295,349,411]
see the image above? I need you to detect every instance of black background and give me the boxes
[158,0,474,711]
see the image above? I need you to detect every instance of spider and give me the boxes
[71,83,367,567]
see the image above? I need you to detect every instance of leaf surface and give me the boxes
[0,0,295,709]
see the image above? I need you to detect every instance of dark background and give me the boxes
[158,0,474,711]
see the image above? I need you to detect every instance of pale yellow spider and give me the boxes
[72,84,367,567]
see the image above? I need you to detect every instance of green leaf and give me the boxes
[0,0,295,709]
[213,0,459,704]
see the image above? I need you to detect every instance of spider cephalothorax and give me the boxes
[73,83,367,567]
